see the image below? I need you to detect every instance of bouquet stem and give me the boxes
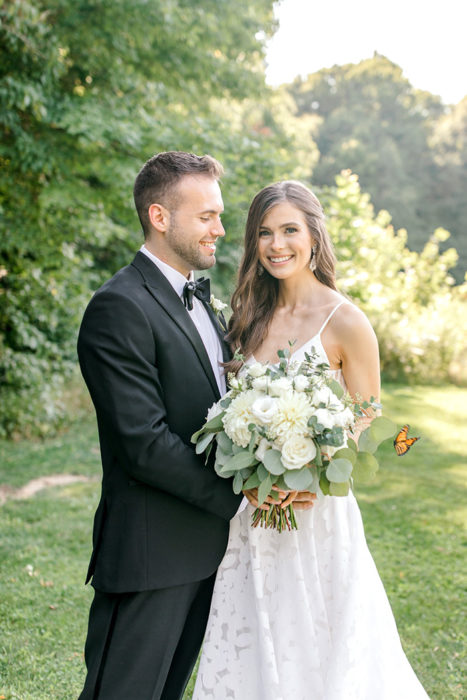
[252,503,298,532]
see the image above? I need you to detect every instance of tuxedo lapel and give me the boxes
[131,253,221,400]
[203,301,231,364]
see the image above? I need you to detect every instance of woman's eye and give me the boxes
[285,227,298,234]
[258,230,270,237]
[200,217,210,222]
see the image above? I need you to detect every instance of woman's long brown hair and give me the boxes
[226,181,338,373]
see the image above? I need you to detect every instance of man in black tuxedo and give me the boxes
[77,151,242,699]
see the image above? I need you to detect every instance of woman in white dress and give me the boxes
[193,181,429,699]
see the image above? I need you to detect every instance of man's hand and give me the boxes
[291,491,317,510]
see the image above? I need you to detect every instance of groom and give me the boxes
[77,151,242,699]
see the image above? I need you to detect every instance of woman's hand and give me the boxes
[243,486,287,510]
[243,487,316,511]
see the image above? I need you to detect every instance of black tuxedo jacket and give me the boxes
[77,252,241,593]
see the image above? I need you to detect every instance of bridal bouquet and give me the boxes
[192,347,395,532]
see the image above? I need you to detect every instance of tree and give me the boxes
[287,54,467,280]
[321,171,467,383]
[0,0,281,436]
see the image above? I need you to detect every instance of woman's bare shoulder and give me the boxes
[333,300,377,346]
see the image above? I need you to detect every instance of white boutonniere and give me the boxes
[210,294,228,331]
[210,294,228,315]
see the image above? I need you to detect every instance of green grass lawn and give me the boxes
[0,384,465,699]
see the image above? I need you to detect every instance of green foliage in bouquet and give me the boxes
[192,347,396,531]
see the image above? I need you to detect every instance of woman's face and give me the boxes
[257,202,314,280]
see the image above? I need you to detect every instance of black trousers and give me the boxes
[78,574,216,700]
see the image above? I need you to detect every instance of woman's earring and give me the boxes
[257,262,264,276]
[309,245,317,272]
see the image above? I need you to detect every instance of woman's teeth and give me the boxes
[269,255,292,263]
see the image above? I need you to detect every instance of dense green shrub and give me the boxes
[322,171,467,384]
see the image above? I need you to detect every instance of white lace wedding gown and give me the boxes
[193,303,429,700]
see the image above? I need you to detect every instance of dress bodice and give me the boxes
[247,299,348,391]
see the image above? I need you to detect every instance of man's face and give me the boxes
[163,175,225,276]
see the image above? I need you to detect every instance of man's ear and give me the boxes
[148,203,170,233]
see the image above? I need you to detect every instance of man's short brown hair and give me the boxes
[133,151,224,237]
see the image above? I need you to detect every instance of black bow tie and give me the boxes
[182,277,211,311]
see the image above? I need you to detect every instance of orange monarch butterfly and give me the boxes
[394,424,420,456]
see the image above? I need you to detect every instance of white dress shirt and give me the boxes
[140,245,226,396]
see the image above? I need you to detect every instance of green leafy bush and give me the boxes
[322,171,467,384]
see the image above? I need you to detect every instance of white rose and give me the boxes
[269,376,294,397]
[255,437,273,462]
[281,435,317,470]
[205,401,223,422]
[293,374,309,392]
[229,377,240,390]
[252,375,270,392]
[251,396,278,425]
[247,362,267,378]
[314,408,337,430]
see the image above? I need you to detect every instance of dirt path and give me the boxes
[0,474,97,505]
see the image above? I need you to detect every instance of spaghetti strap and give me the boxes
[318,300,347,336]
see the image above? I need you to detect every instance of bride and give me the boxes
[192,181,429,699]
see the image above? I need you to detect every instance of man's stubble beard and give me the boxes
[165,218,215,272]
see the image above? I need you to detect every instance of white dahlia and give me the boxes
[269,391,314,446]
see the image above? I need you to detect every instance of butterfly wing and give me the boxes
[394,424,420,456]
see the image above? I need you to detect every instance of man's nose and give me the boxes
[212,218,225,237]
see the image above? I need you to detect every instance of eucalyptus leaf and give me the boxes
[215,463,235,478]
[328,378,344,399]
[330,480,350,496]
[204,441,213,465]
[274,474,289,491]
[353,451,379,482]
[233,471,244,494]
[262,449,285,475]
[191,428,205,444]
[347,438,358,453]
[369,416,397,443]
[214,448,230,467]
[203,413,224,431]
[195,431,216,455]
[326,457,353,483]
[243,471,261,489]
[257,463,269,482]
[332,447,357,465]
[217,431,234,455]
[283,467,315,491]
[319,475,331,495]
[248,431,257,453]
[258,475,273,505]
[224,451,257,472]
[358,427,378,454]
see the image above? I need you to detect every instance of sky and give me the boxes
[265,0,467,105]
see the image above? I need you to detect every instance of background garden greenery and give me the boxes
[1,0,467,437]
